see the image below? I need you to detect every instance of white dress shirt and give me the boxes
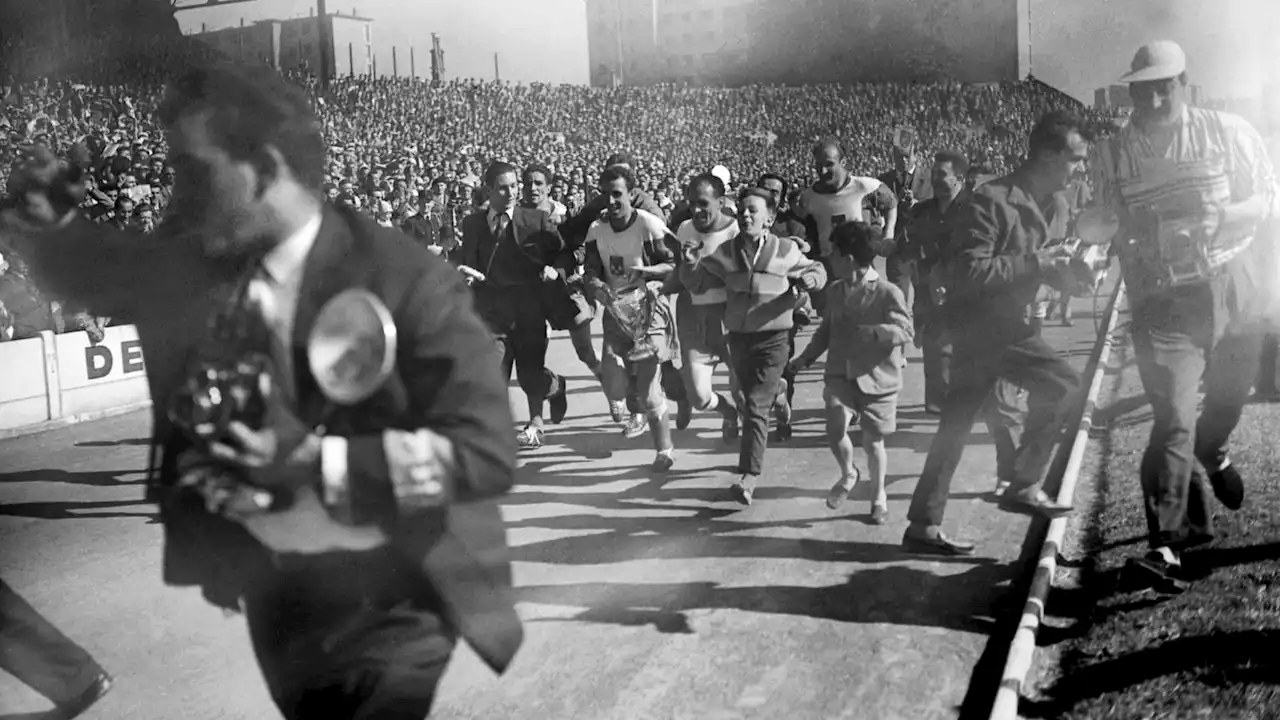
[240,212,390,554]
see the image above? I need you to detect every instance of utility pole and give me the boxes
[410,46,415,80]
[316,0,331,90]
[430,33,443,84]
[614,0,624,86]
[392,46,398,78]
[493,52,500,82]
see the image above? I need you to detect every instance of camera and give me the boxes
[167,353,276,443]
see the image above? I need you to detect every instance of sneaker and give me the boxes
[652,450,675,473]
[621,414,649,439]
[517,426,544,450]
[609,400,627,423]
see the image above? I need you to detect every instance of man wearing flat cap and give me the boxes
[1086,40,1276,591]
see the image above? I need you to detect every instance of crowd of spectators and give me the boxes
[0,41,1128,341]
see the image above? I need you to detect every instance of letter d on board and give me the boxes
[85,345,113,380]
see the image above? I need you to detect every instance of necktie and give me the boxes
[493,212,509,239]
[248,268,296,404]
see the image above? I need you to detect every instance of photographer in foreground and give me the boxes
[1088,41,1276,593]
[1,62,522,719]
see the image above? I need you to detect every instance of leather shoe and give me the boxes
[1208,463,1244,510]
[56,672,112,720]
[999,488,1073,519]
[902,529,975,556]
[548,381,568,425]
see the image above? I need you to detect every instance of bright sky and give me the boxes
[176,0,1278,102]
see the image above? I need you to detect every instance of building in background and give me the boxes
[585,0,1031,87]
[191,10,373,78]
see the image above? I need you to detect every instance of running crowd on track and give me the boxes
[0,39,1134,340]
[1,32,1279,720]
[1,37,1276,561]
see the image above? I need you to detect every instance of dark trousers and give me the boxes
[1131,287,1262,549]
[728,329,791,475]
[244,548,457,720]
[483,287,554,419]
[1256,333,1278,393]
[986,379,1027,484]
[0,579,105,707]
[908,329,1081,528]
[920,318,953,408]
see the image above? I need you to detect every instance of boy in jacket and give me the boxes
[790,221,913,524]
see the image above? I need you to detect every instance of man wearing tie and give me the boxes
[3,62,522,719]
[458,161,571,450]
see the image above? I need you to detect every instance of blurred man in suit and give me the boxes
[2,62,522,719]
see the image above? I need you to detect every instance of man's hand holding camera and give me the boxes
[185,385,321,520]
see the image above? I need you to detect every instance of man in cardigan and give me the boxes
[680,187,827,505]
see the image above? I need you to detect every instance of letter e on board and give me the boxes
[121,340,145,374]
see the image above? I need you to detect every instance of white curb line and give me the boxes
[988,279,1127,720]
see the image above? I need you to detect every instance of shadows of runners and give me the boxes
[73,438,151,448]
[1020,630,1280,718]
[519,559,1012,637]
[1,469,144,487]
[0,499,158,523]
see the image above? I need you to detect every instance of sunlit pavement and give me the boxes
[0,306,1104,720]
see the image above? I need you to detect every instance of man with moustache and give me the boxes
[2,62,521,718]
[904,111,1088,556]
[668,173,742,440]
[1088,41,1276,590]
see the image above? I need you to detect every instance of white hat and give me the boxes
[1120,40,1186,83]
[710,165,731,186]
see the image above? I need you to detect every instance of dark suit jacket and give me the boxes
[948,168,1061,335]
[27,204,524,674]
[458,205,574,328]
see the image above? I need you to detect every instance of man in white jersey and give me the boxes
[670,173,742,439]
[795,137,898,314]
[584,166,681,471]
[1088,41,1276,592]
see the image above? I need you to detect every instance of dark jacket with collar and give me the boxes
[27,203,524,674]
[947,168,1061,334]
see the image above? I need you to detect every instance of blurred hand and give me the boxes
[0,144,87,232]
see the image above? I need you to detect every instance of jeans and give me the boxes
[1130,284,1262,549]
[728,329,792,476]
[908,328,1081,528]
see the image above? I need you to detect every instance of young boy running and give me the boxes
[790,220,913,524]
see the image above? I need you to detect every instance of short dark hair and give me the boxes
[606,152,636,169]
[483,161,519,188]
[933,150,971,177]
[1028,110,1094,162]
[522,163,552,184]
[156,62,325,191]
[812,136,844,160]
[739,186,777,212]
[599,165,635,190]
[831,220,882,266]
[687,172,725,198]
[756,172,789,200]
